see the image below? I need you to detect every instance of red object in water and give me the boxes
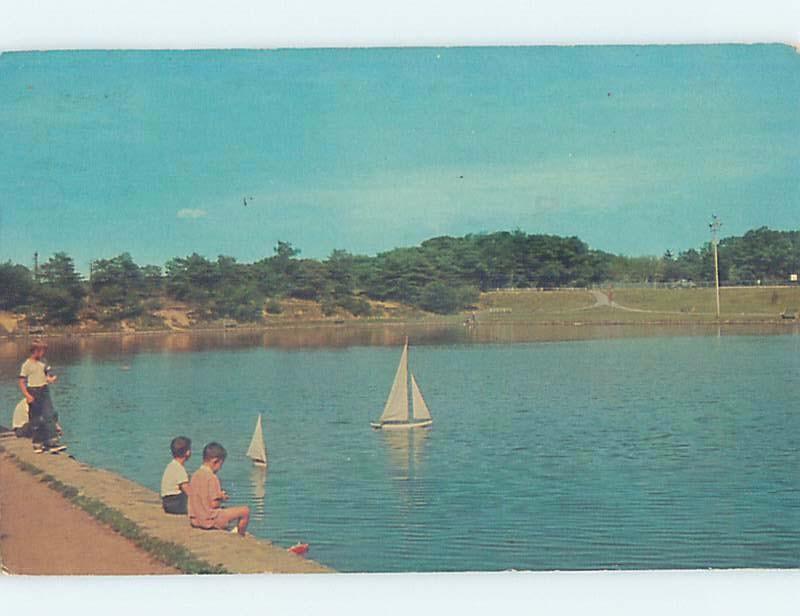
[287,543,309,556]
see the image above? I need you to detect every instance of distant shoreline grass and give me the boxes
[0,448,227,574]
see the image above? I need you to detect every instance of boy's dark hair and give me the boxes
[30,340,48,354]
[170,436,192,458]
[203,442,227,462]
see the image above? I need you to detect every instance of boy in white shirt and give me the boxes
[18,340,63,452]
[161,436,192,514]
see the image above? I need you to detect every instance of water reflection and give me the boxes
[382,428,429,481]
[249,465,268,521]
[3,321,799,373]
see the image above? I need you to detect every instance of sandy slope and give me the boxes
[0,312,18,334]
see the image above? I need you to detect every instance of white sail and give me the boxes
[379,341,409,423]
[410,373,432,421]
[246,414,268,464]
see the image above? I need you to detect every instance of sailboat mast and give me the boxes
[405,337,411,411]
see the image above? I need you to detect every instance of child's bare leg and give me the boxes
[218,506,250,535]
[233,505,250,534]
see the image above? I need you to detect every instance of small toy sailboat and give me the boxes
[371,338,433,430]
[246,414,268,467]
[287,542,309,556]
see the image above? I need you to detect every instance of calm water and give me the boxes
[2,327,799,571]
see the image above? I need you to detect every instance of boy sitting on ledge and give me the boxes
[188,442,250,536]
[160,436,192,514]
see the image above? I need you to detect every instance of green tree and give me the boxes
[417,281,478,314]
[0,262,34,311]
[36,252,86,324]
[290,260,329,301]
[165,253,219,303]
[325,250,356,298]
[251,241,301,297]
[141,265,164,295]
[91,253,146,319]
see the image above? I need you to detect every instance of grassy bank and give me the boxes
[476,287,800,324]
[1,447,227,574]
[612,286,800,316]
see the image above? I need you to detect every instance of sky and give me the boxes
[0,45,798,273]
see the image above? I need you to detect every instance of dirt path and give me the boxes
[590,289,703,315]
[0,452,177,575]
[0,435,331,574]
[588,290,667,313]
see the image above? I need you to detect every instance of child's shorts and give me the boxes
[162,493,188,515]
[190,510,230,530]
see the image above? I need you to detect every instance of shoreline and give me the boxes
[0,434,331,574]
[3,286,799,341]
[2,315,799,341]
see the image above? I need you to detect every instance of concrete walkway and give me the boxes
[0,435,330,574]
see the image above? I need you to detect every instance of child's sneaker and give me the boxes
[33,443,45,453]
[49,445,67,454]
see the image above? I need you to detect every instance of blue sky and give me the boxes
[0,45,797,272]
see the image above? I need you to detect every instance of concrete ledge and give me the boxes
[0,435,331,574]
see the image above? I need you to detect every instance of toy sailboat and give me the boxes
[371,338,433,430]
[287,543,310,556]
[246,414,268,466]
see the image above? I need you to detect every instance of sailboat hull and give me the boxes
[371,419,432,430]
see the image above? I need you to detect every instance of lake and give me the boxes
[2,325,799,571]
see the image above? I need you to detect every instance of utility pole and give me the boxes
[33,252,39,282]
[709,215,722,319]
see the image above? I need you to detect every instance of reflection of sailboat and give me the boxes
[249,465,267,521]
[382,428,429,479]
[371,338,433,430]
[246,414,268,466]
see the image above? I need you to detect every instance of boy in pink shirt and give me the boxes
[187,442,250,535]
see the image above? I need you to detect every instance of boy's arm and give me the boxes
[179,481,191,495]
[210,478,226,507]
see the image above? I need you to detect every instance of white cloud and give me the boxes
[176,208,207,219]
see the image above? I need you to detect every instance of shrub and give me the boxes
[320,297,337,316]
[265,298,283,314]
[336,294,372,317]
[142,298,164,311]
[417,282,480,314]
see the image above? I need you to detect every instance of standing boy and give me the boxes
[18,340,63,452]
[160,436,192,514]
[188,442,250,536]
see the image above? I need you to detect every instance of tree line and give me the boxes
[1,227,799,325]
